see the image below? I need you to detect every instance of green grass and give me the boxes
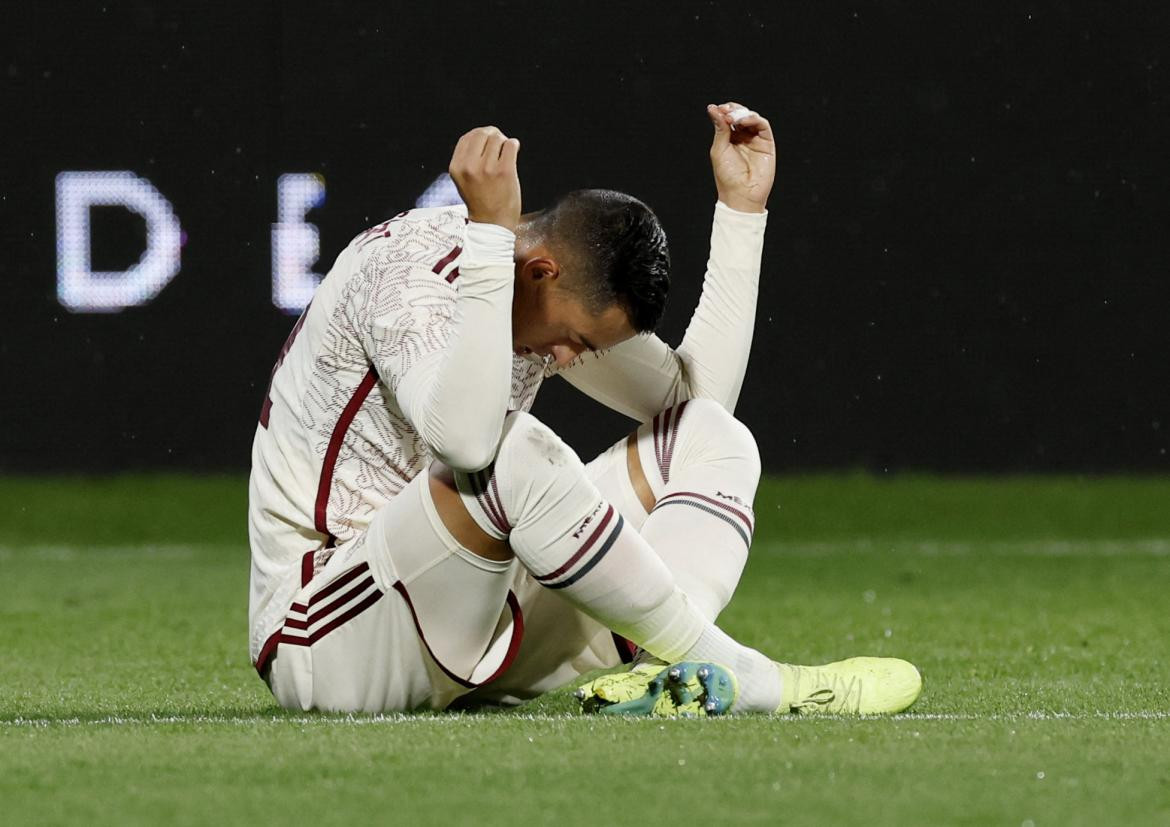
[2,474,1169,825]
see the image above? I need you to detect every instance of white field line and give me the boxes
[758,539,1170,557]
[3,710,1168,728]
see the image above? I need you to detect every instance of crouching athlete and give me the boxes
[247,101,922,716]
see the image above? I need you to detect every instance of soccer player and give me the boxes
[248,102,922,715]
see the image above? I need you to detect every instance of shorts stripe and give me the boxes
[279,589,385,647]
[542,514,625,591]
[284,575,377,630]
[254,562,381,672]
[290,561,371,613]
[392,582,525,689]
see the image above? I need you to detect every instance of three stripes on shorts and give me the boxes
[279,561,384,648]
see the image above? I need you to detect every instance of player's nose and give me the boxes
[548,344,580,367]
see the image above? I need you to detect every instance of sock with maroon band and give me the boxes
[455,410,782,712]
[634,398,762,622]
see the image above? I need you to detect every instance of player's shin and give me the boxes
[456,411,782,712]
[635,399,761,622]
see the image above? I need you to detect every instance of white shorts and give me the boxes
[265,430,650,712]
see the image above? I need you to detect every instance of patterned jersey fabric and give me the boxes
[248,206,547,663]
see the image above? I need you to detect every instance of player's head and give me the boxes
[512,189,670,367]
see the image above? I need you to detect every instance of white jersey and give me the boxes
[248,199,769,668]
[248,206,547,665]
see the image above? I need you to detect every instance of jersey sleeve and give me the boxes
[362,223,517,472]
[551,333,685,422]
[553,200,767,420]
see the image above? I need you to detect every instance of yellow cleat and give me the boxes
[776,657,922,715]
[576,663,672,714]
[576,661,738,717]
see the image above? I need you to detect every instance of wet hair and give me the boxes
[528,189,670,333]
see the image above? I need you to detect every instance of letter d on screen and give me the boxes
[55,171,182,313]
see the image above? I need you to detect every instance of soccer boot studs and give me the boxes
[576,661,738,717]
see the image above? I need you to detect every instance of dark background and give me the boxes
[2,1,1168,473]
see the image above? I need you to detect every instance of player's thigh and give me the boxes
[267,466,517,712]
[265,528,433,713]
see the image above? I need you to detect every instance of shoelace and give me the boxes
[791,667,864,713]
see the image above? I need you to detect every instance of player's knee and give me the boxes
[678,399,761,487]
[496,410,584,483]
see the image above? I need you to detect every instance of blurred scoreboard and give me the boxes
[55,170,463,315]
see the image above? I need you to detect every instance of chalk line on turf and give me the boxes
[3,710,1168,728]
[758,539,1170,558]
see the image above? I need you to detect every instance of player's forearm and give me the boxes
[675,200,767,411]
[402,226,516,471]
[556,334,686,422]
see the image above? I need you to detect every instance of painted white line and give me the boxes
[2,710,1167,728]
[891,711,1170,721]
[758,539,1170,558]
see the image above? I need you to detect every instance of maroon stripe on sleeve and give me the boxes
[314,367,379,538]
[533,505,614,582]
[431,245,463,274]
[445,266,460,284]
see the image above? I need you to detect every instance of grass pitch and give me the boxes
[1,474,1168,825]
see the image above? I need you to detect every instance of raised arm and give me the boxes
[395,127,522,471]
[556,102,776,419]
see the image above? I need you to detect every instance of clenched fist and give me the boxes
[448,126,522,232]
[707,102,775,214]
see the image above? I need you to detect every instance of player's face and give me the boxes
[512,278,636,367]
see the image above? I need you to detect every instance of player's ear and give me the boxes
[523,256,560,283]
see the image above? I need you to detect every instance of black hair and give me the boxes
[531,189,670,333]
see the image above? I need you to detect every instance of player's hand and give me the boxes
[448,126,522,232]
[706,102,775,213]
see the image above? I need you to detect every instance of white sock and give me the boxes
[457,412,780,711]
[636,399,761,621]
